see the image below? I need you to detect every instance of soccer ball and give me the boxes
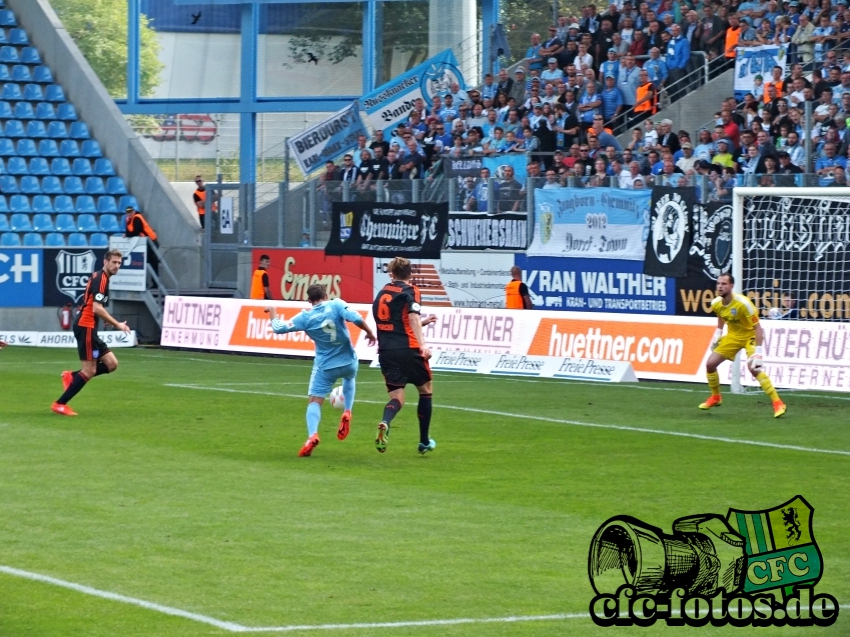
[329,385,345,410]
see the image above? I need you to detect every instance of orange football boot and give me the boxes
[337,410,351,440]
[298,434,320,457]
[51,402,77,416]
[699,394,722,410]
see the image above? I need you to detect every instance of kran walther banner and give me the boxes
[326,202,449,259]
[287,102,368,175]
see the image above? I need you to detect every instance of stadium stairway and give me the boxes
[3,0,202,339]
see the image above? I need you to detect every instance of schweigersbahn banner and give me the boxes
[360,49,465,133]
[446,213,529,250]
[325,201,449,258]
[161,296,719,383]
[529,188,650,260]
[287,102,368,175]
[734,44,788,100]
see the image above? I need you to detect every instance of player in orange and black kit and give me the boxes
[52,250,132,416]
[373,257,438,455]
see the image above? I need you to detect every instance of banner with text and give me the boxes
[360,49,465,134]
[252,249,374,303]
[676,201,732,316]
[734,44,788,101]
[287,102,368,176]
[0,248,42,307]
[109,237,147,292]
[0,330,136,348]
[325,201,449,258]
[529,187,650,260]
[446,213,529,250]
[515,255,675,314]
[644,187,694,278]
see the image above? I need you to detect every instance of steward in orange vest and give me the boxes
[124,207,158,244]
[634,73,658,115]
[250,254,272,300]
[505,266,531,309]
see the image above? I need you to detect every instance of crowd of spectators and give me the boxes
[315,0,850,209]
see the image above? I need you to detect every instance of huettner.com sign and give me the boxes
[161,297,725,383]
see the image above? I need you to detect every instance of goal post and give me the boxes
[730,187,850,394]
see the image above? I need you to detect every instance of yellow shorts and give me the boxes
[713,334,756,361]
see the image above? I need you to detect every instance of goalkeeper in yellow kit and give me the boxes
[700,273,787,418]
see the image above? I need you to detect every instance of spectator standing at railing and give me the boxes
[578,83,602,131]
[510,69,527,107]
[498,165,523,212]
[599,49,620,83]
[791,13,816,62]
[815,142,846,184]
[601,75,625,121]
[526,34,544,72]
[617,53,641,111]
[811,13,835,62]
[619,160,642,188]
[629,29,648,58]
[666,24,690,102]
[644,47,668,89]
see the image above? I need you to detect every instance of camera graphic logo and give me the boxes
[587,496,838,627]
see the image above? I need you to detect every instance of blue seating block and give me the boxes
[0,232,20,246]
[98,214,120,233]
[46,84,66,103]
[33,66,53,83]
[75,195,97,214]
[19,176,40,194]
[85,177,105,195]
[32,195,53,214]
[67,232,87,247]
[32,213,54,232]
[72,158,92,177]
[108,178,128,196]
[35,102,56,120]
[16,139,38,156]
[28,157,50,176]
[54,213,76,232]
[94,158,115,176]
[90,232,109,247]
[41,176,62,195]
[6,157,27,175]
[63,176,84,195]
[0,10,17,27]
[38,139,59,157]
[69,121,90,139]
[22,232,43,247]
[53,196,75,214]
[60,140,80,157]
[45,232,65,246]
[50,158,71,176]
[97,196,118,213]
[76,213,98,232]
[81,140,102,158]
[9,212,31,230]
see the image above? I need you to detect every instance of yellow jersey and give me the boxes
[710,293,759,340]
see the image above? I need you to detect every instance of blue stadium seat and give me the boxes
[54,213,75,232]
[119,195,139,210]
[90,232,109,248]
[69,121,90,139]
[97,196,118,214]
[59,140,80,157]
[98,214,120,233]
[16,139,38,157]
[21,47,41,65]
[72,158,92,176]
[63,176,84,195]
[22,232,43,247]
[0,175,18,193]
[35,102,55,120]
[9,212,31,230]
[84,177,105,195]
[28,157,49,176]
[0,10,17,27]
[50,158,71,176]
[6,157,27,175]
[13,101,34,120]
[0,82,21,99]
[0,64,8,81]
[31,195,53,214]
[0,45,18,63]
[10,196,31,213]
[26,121,47,138]
[94,158,115,176]
[47,121,67,139]
[0,195,7,213]
[0,30,6,46]
[76,214,98,232]
[57,103,77,121]
[75,195,96,214]
[33,66,53,83]
[32,213,54,231]
[0,139,13,157]
[0,212,7,231]
[19,176,40,194]
[81,140,102,158]
[22,83,42,101]
[38,139,59,157]
[46,84,66,103]
[9,28,27,46]
[0,232,20,246]
[54,196,75,215]
[11,64,30,82]
[108,178,128,196]
[45,232,65,247]
[0,100,10,119]
[4,119,25,137]
[67,232,87,247]
[41,176,62,195]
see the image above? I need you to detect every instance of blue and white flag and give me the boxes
[734,44,788,101]
[360,49,466,134]
[288,102,368,175]
[529,188,651,260]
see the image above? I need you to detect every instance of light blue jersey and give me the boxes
[270,298,361,371]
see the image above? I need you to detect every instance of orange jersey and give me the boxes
[372,281,422,350]
[76,270,110,329]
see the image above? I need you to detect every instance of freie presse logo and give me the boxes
[588,496,838,627]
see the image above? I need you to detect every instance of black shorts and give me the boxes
[73,325,111,361]
[378,348,432,390]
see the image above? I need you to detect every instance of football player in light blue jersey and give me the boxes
[265,283,376,457]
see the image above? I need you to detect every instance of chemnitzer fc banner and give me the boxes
[325,201,449,259]
[644,187,694,278]
[676,202,732,316]
[287,102,368,175]
[360,50,465,134]
[446,213,529,250]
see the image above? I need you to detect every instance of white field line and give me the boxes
[165,384,850,458]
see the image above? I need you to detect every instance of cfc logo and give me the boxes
[55,250,96,303]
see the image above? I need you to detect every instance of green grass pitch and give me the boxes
[0,346,847,636]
